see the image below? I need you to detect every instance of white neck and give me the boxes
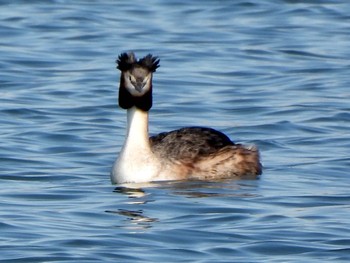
[111,106,161,184]
[126,106,149,147]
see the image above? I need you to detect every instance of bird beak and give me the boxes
[135,82,145,92]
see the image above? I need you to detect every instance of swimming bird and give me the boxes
[111,52,262,184]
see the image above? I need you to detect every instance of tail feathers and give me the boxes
[189,144,262,180]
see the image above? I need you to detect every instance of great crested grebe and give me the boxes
[111,52,262,184]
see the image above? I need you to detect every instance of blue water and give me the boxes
[1,0,350,262]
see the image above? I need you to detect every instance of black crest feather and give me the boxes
[116,52,160,72]
[139,54,160,72]
[116,52,136,71]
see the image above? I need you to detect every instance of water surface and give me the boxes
[1,1,350,262]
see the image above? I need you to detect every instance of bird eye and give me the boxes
[129,75,137,83]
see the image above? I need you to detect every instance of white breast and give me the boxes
[111,107,161,184]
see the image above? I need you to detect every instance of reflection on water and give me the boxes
[113,186,148,199]
[106,209,158,231]
[110,180,261,231]
[114,179,260,199]
[163,180,261,198]
[109,186,158,230]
